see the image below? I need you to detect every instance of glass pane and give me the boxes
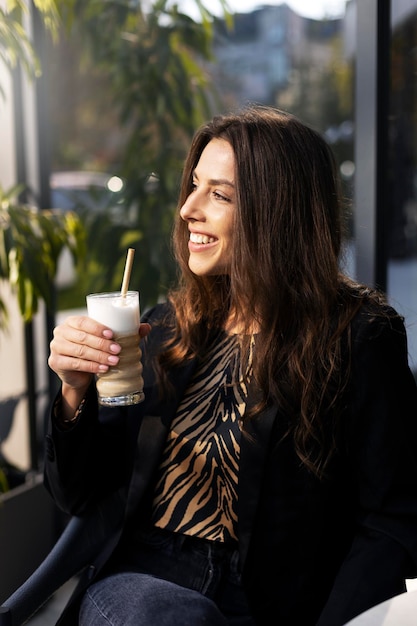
[210,2,354,273]
[388,1,417,375]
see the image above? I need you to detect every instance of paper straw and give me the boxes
[121,248,135,297]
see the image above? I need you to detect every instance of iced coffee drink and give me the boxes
[86,290,145,406]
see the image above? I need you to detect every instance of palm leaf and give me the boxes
[0,185,85,325]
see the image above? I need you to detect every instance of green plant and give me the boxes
[0,184,85,328]
[1,1,86,329]
[47,0,232,310]
[0,0,61,97]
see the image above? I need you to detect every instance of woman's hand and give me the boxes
[48,316,151,418]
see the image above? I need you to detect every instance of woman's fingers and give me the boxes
[53,326,120,361]
[48,316,118,385]
[48,316,152,387]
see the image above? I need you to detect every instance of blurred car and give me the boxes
[50,170,126,217]
[51,170,127,288]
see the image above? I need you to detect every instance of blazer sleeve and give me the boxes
[44,382,135,515]
[43,302,174,515]
[317,310,417,626]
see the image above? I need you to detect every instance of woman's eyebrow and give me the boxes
[210,179,235,188]
[192,170,235,188]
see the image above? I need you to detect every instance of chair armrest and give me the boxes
[0,486,126,626]
[0,515,91,626]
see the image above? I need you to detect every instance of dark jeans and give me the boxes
[79,526,256,625]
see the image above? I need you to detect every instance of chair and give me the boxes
[0,514,94,626]
[0,397,19,453]
[0,396,27,490]
[0,487,125,626]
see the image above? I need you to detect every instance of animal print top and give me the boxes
[151,334,253,543]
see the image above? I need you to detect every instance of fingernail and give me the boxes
[110,343,121,353]
[102,329,113,339]
[108,355,119,365]
[98,364,109,372]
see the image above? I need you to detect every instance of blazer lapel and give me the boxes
[238,395,278,567]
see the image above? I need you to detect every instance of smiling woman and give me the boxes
[179,138,236,277]
[44,105,417,626]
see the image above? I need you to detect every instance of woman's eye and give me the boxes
[213,191,230,202]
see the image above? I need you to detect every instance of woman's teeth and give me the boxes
[190,233,215,244]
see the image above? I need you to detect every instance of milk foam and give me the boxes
[86,291,140,333]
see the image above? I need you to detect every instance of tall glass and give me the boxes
[86,290,144,406]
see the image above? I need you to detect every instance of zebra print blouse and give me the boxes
[151,333,253,544]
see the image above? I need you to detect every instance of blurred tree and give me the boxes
[0,0,59,97]
[47,0,231,310]
[278,36,353,137]
[276,33,354,222]
[0,1,85,330]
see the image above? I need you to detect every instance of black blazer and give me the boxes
[44,302,417,625]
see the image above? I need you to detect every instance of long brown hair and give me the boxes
[158,105,385,477]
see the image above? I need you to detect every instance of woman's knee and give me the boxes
[79,572,229,626]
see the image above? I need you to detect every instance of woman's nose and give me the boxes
[180,192,203,222]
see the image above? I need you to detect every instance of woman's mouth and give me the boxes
[189,233,216,245]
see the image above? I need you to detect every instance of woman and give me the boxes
[47,106,417,625]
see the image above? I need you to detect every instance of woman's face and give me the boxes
[180,138,236,276]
